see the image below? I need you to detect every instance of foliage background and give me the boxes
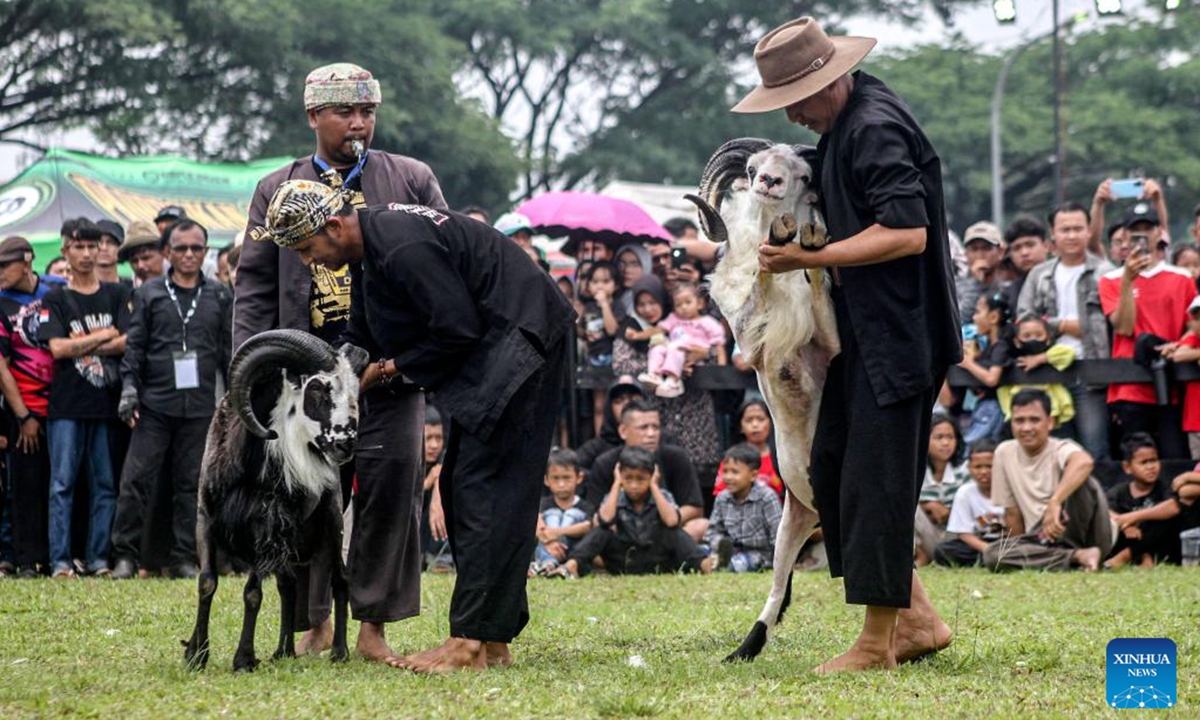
[2,1,1198,235]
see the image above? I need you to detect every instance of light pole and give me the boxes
[991,2,1081,227]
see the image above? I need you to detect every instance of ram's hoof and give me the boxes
[799,223,828,250]
[769,213,798,246]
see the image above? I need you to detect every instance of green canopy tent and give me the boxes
[0,148,290,268]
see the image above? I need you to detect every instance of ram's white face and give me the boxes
[298,358,360,466]
[746,146,813,206]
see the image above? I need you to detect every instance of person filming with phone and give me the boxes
[1091,177,1169,263]
[1098,202,1196,458]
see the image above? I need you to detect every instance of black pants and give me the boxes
[1108,517,1181,565]
[8,434,50,570]
[567,525,705,576]
[1111,401,1188,459]
[110,408,209,567]
[934,537,983,567]
[440,338,566,642]
[810,308,941,608]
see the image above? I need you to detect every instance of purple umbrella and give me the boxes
[516,191,672,257]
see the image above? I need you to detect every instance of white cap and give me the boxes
[494,212,533,236]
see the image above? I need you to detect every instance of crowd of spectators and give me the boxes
[0,208,238,579]
[6,175,1200,582]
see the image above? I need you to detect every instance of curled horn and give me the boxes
[683,137,773,245]
[228,329,339,440]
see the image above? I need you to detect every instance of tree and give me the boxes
[0,0,520,211]
[444,0,983,198]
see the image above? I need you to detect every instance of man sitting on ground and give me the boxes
[552,447,713,578]
[983,389,1113,572]
[581,399,707,541]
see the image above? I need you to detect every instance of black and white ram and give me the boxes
[183,329,367,672]
[686,138,840,662]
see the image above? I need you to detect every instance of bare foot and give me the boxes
[813,642,896,674]
[356,622,401,665]
[486,642,513,668]
[1071,547,1101,572]
[396,637,487,674]
[295,619,332,656]
[894,611,953,663]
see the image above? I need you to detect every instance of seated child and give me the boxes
[421,406,454,572]
[637,283,726,399]
[1104,433,1183,568]
[553,446,714,577]
[704,443,783,572]
[997,314,1077,432]
[934,439,1006,567]
[533,448,595,575]
[914,413,969,566]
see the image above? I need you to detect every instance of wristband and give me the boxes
[15,412,31,424]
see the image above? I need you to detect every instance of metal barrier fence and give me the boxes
[565,352,1200,446]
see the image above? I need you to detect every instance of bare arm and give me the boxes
[1089,178,1113,260]
[1116,499,1180,528]
[48,327,118,360]
[597,466,623,526]
[1110,251,1152,338]
[94,334,126,356]
[1005,505,1025,536]
[960,533,991,553]
[758,224,926,274]
[1043,450,1094,540]
[649,475,681,529]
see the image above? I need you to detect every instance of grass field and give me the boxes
[0,567,1196,719]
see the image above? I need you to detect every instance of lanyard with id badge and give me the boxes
[166,280,202,390]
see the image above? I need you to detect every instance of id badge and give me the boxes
[173,350,200,390]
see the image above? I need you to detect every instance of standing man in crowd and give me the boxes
[262,183,575,672]
[956,221,1005,321]
[153,206,187,235]
[110,220,231,580]
[95,220,125,285]
[238,62,446,664]
[119,221,167,288]
[732,16,960,672]
[38,221,132,578]
[0,236,65,577]
[1001,216,1049,314]
[1018,203,1113,461]
[1099,203,1195,458]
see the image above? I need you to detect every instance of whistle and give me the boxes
[351,140,364,159]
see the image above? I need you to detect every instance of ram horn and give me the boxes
[686,138,774,245]
[228,329,339,440]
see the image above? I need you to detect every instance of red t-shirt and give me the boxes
[1099,263,1196,405]
[1180,333,1200,432]
[713,448,784,498]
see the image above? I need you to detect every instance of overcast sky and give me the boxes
[0,0,1158,184]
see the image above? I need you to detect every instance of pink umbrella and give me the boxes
[516,191,672,256]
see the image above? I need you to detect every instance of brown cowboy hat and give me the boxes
[732,17,876,114]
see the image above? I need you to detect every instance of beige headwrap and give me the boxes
[304,63,382,110]
[256,180,347,247]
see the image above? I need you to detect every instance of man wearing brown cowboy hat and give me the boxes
[730,17,962,673]
[236,62,447,666]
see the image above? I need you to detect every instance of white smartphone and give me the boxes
[1110,178,1145,199]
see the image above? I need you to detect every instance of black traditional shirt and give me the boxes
[350,205,577,441]
[120,273,232,418]
[816,71,962,406]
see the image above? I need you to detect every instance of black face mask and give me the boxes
[1017,340,1049,356]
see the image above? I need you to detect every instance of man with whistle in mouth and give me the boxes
[237,62,447,666]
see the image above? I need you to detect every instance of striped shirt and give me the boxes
[918,462,970,508]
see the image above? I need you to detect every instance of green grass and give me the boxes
[0,568,1197,719]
